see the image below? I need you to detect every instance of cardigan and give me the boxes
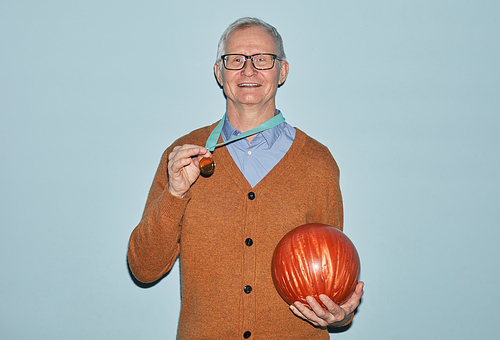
[128,122,345,339]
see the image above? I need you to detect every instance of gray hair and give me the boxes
[216,17,286,62]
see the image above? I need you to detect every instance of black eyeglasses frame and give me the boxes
[221,53,280,70]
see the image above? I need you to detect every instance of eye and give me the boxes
[230,55,243,63]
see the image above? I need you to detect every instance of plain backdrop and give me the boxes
[1,1,499,339]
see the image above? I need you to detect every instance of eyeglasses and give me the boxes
[221,53,279,70]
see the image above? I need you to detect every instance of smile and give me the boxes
[238,83,261,87]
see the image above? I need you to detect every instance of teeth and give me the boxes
[239,84,260,87]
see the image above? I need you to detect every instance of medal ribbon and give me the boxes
[204,112,285,152]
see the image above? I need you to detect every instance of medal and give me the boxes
[199,157,216,177]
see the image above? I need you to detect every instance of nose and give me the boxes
[241,58,256,76]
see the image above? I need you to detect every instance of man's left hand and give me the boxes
[289,281,364,327]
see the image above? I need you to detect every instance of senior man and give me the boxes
[128,17,363,339]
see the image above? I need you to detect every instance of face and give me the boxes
[214,26,289,111]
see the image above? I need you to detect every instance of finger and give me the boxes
[306,296,330,319]
[289,304,307,319]
[169,144,206,159]
[298,298,330,327]
[304,296,339,327]
[318,295,344,320]
[290,303,321,327]
[168,146,208,172]
[176,144,207,151]
[194,149,213,163]
[339,281,364,313]
[174,145,208,161]
[169,155,194,175]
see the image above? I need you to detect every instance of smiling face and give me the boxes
[214,26,289,114]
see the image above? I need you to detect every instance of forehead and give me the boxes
[225,26,276,54]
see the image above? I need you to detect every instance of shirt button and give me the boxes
[247,192,255,200]
[244,285,252,294]
[247,151,252,155]
[245,238,253,246]
[243,331,252,338]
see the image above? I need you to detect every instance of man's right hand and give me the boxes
[167,144,211,198]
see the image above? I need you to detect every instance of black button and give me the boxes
[244,285,252,294]
[245,238,253,246]
[243,331,252,338]
[247,192,255,200]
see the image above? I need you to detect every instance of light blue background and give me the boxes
[1,1,499,339]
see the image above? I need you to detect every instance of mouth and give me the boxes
[238,83,261,87]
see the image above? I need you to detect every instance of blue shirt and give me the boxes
[221,110,296,187]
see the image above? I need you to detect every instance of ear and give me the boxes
[278,60,289,86]
[214,62,224,88]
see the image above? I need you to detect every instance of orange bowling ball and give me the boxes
[271,223,360,307]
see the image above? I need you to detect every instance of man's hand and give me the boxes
[289,281,364,328]
[167,144,211,198]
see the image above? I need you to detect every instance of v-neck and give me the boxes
[213,128,307,193]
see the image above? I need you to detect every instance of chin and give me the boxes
[237,97,264,105]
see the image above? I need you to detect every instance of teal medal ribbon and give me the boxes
[199,111,285,177]
[204,111,285,151]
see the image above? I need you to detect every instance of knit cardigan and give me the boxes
[128,122,346,339]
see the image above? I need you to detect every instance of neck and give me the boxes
[226,103,276,133]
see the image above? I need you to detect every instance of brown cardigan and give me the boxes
[128,123,346,339]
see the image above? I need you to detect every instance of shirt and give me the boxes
[221,110,296,187]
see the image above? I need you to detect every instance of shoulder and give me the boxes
[171,124,215,147]
[295,128,340,178]
[158,122,218,162]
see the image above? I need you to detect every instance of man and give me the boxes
[128,17,363,339]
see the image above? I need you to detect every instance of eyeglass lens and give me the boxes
[224,54,275,70]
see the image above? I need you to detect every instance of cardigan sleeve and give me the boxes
[127,125,212,283]
[327,155,344,232]
[306,136,344,232]
[127,148,188,283]
[327,155,357,328]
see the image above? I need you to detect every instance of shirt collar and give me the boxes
[221,109,284,148]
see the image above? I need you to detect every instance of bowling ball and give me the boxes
[271,223,360,307]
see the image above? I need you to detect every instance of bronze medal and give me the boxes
[199,157,215,177]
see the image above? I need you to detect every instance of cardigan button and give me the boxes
[247,192,255,200]
[245,238,253,246]
[243,331,252,338]
[244,285,252,294]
